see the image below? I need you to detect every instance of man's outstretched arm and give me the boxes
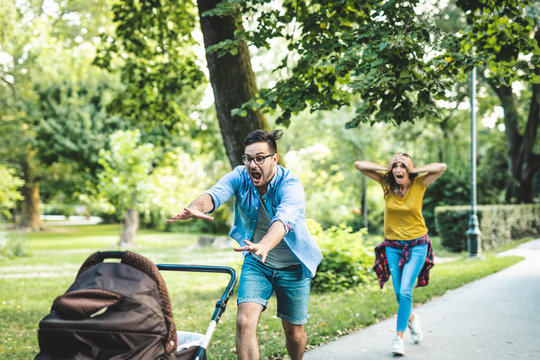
[234,221,286,263]
[167,193,215,222]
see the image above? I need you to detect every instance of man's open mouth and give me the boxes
[251,172,262,181]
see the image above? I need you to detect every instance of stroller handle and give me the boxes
[156,264,237,360]
[95,252,237,323]
[156,264,237,323]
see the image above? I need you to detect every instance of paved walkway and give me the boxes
[305,239,540,359]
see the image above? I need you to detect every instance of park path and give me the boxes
[304,239,540,360]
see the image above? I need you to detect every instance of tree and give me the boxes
[94,1,204,131]
[0,57,126,231]
[34,71,128,196]
[456,0,539,203]
[197,0,272,167]
[96,0,273,168]
[0,0,44,230]
[211,0,468,127]
[0,105,47,231]
[0,0,122,230]
[0,166,24,220]
[212,0,538,202]
[97,130,155,246]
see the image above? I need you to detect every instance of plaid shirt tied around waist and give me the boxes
[373,233,434,289]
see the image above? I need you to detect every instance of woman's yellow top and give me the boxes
[381,175,428,240]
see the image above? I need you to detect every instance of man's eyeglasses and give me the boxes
[242,154,275,165]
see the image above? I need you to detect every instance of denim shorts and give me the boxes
[237,254,311,325]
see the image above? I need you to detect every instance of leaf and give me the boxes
[231,108,247,117]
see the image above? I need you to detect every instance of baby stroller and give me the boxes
[35,250,237,360]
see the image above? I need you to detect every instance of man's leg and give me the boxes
[236,302,264,359]
[282,320,307,360]
[236,254,274,359]
[274,266,311,360]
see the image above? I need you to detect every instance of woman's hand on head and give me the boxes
[406,159,417,173]
[390,154,415,173]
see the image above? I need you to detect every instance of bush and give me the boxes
[0,222,27,259]
[41,203,76,217]
[80,197,118,224]
[308,220,376,292]
[434,203,540,252]
[422,168,470,235]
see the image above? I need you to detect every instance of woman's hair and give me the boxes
[244,129,283,154]
[383,153,417,196]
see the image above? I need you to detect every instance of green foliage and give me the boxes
[284,143,359,228]
[97,130,156,216]
[435,204,540,252]
[422,167,470,234]
[457,0,539,85]
[208,0,537,129]
[208,0,538,205]
[278,108,391,232]
[0,166,24,219]
[41,203,76,217]
[34,76,127,173]
[452,0,539,202]
[0,223,27,259]
[209,0,471,126]
[0,0,134,224]
[135,145,231,233]
[308,220,376,292]
[31,73,128,203]
[476,125,509,203]
[94,0,206,132]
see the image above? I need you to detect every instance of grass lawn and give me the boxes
[0,224,524,359]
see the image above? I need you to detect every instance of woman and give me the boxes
[355,153,446,356]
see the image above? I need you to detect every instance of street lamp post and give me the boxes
[466,67,482,257]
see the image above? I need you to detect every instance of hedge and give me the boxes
[434,204,540,252]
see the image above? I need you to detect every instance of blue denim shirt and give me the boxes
[205,165,322,278]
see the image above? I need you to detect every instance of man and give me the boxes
[168,129,322,360]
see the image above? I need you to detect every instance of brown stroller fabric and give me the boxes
[35,251,178,360]
[77,251,177,352]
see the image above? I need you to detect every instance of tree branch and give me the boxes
[488,79,522,155]
[1,74,17,96]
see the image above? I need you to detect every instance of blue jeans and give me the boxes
[385,243,428,332]
[237,254,311,325]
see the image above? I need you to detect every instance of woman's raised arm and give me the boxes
[411,163,447,186]
[354,160,387,183]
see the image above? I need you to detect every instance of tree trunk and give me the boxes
[197,0,271,169]
[361,176,368,229]
[18,158,44,231]
[120,209,138,247]
[490,81,540,203]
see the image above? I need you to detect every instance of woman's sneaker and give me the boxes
[408,313,423,343]
[392,335,405,356]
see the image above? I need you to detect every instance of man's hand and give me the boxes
[167,207,214,222]
[234,240,270,263]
